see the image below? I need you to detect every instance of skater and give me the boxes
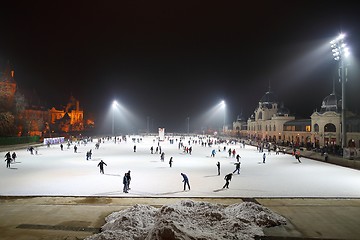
[295,152,301,163]
[169,157,173,167]
[5,154,12,168]
[223,173,233,189]
[228,148,232,157]
[236,154,241,162]
[5,152,11,160]
[97,160,107,174]
[133,145,136,152]
[216,161,220,175]
[89,149,92,159]
[263,152,266,163]
[211,149,216,157]
[74,145,77,153]
[60,144,63,151]
[123,172,129,193]
[233,161,241,174]
[181,173,190,191]
[150,146,154,154]
[160,152,165,161]
[11,152,17,163]
[126,170,131,190]
[86,151,90,160]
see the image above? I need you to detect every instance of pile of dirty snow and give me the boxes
[85,200,286,240]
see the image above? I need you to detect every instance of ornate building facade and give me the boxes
[232,88,360,149]
[0,63,92,137]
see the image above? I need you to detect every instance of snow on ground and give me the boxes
[1,135,360,198]
[85,199,287,240]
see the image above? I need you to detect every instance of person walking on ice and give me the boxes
[169,157,173,167]
[263,152,266,163]
[223,173,233,189]
[5,154,12,168]
[233,161,241,174]
[216,161,220,175]
[97,160,107,174]
[12,152,17,163]
[181,173,190,191]
[123,172,129,193]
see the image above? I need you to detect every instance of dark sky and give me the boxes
[1,1,360,133]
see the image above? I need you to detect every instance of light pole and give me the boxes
[112,100,117,136]
[330,34,350,150]
[220,100,226,133]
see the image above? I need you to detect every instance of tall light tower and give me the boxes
[112,100,118,136]
[330,33,350,150]
[220,100,226,133]
[187,116,190,134]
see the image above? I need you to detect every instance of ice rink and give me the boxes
[1,135,360,198]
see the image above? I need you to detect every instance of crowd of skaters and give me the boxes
[3,134,302,193]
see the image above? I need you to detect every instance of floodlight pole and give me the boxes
[112,100,117,136]
[340,57,346,149]
[330,34,349,151]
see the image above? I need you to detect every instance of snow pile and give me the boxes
[85,200,286,240]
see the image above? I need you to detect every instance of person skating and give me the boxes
[236,154,241,162]
[295,152,301,163]
[223,173,233,189]
[123,173,129,193]
[211,149,216,157]
[160,152,165,161]
[133,145,136,152]
[5,155,12,168]
[5,151,11,159]
[181,173,190,191]
[11,152,17,163]
[216,161,220,175]
[169,157,173,167]
[60,144,63,151]
[126,170,131,190]
[74,145,77,153]
[97,160,107,174]
[263,153,266,163]
[233,161,241,174]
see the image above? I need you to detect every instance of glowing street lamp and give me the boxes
[112,100,118,136]
[330,33,350,150]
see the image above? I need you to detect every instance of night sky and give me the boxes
[1,1,360,133]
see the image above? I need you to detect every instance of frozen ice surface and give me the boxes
[1,135,360,197]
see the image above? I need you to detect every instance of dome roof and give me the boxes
[260,91,277,104]
[277,106,290,116]
[320,93,341,113]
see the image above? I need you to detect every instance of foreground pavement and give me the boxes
[0,196,360,240]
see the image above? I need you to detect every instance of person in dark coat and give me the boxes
[12,152,17,163]
[123,173,129,193]
[126,170,131,190]
[169,157,173,167]
[5,155,12,168]
[216,161,220,175]
[74,145,77,153]
[223,173,233,189]
[181,173,190,191]
[233,162,241,174]
[263,153,266,163]
[5,152,11,160]
[97,160,107,174]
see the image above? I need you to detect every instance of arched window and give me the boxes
[314,123,319,132]
[273,125,276,131]
[324,123,336,132]
[258,112,262,120]
[265,125,268,131]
